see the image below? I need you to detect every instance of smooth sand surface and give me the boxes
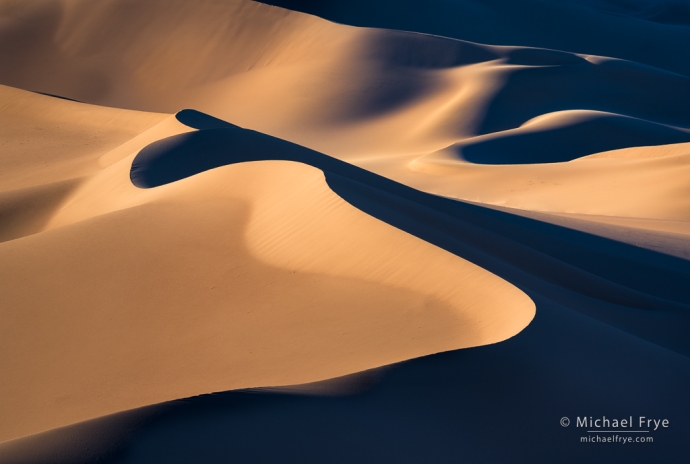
[2,0,690,159]
[395,143,690,222]
[0,84,167,191]
[2,0,689,224]
[261,0,690,76]
[0,89,534,442]
[0,1,689,462]
[0,84,169,243]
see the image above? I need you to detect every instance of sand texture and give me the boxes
[0,1,689,463]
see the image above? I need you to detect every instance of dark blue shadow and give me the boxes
[28,110,687,463]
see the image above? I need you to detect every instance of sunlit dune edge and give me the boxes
[0,87,534,443]
[0,0,689,461]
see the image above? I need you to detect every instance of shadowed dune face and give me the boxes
[0,0,689,461]
[0,179,78,243]
[1,0,690,162]
[615,0,690,26]
[646,4,690,26]
[2,110,689,462]
[130,119,690,312]
[401,145,690,221]
[258,0,690,77]
[0,96,534,442]
[427,111,690,165]
[474,55,690,135]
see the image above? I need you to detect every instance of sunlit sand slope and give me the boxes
[261,0,690,76]
[0,93,534,442]
[1,0,689,160]
[0,0,689,462]
[0,84,170,243]
[1,110,688,463]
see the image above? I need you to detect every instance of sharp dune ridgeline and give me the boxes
[0,1,689,463]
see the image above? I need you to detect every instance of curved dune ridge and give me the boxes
[0,91,535,443]
[2,0,690,161]
[260,0,690,76]
[2,0,690,221]
[0,0,689,463]
[418,110,690,165]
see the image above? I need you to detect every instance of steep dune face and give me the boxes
[127,123,690,312]
[423,110,690,165]
[388,143,690,222]
[0,0,689,460]
[0,0,355,120]
[0,92,534,442]
[1,0,689,161]
[259,0,690,77]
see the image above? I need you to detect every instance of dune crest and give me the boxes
[1,1,689,462]
[0,100,534,442]
[2,0,689,227]
[2,0,689,160]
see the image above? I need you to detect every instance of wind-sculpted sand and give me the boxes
[0,92,535,444]
[0,1,689,463]
[3,0,690,159]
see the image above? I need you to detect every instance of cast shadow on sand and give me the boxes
[131,110,690,354]
[0,110,690,463]
[6,109,686,463]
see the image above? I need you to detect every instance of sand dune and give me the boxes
[2,0,689,159]
[418,110,690,165]
[0,84,167,191]
[2,108,688,463]
[0,84,170,243]
[0,0,689,462]
[0,92,534,442]
[261,0,690,76]
[358,143,690,223]
[3,0,689,226]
